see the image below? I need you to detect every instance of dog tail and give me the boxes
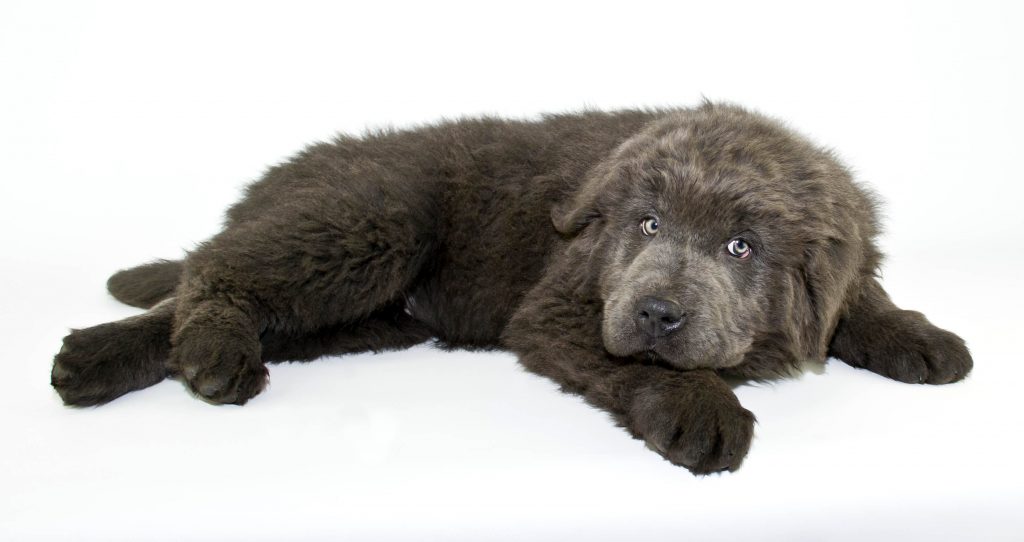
[106,259,183,309]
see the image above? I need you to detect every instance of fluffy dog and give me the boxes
[51,102,973,474]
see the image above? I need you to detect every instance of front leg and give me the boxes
[829,278,973,384]
[502,281,755,474]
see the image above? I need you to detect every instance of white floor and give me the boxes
[5,251,1020,541]
[2,1,1022,540]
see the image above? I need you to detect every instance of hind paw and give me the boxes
[181,353,269,405]
[171,319,268,405]
[52,322,168,406]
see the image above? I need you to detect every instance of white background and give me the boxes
[1,1,1022,540]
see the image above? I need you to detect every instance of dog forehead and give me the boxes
[629,105,822,183]
[596,105,863,252]
[620,152,789,231]
[637,120,837,216]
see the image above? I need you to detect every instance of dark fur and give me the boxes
[52,103,973,473]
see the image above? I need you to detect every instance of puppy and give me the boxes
[52,102,973,474]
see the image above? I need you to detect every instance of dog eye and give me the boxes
[640,217,660,236]
[727,238,752,259]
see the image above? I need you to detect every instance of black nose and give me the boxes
[636,296,685,338]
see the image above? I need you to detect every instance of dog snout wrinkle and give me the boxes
[637,296,685,338]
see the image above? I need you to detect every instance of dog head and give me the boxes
[553,103,878,375]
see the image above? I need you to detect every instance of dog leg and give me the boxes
[503,271,755,474]
[52,299,175,406]
[52,299,432,406]
[171,187,436,405]
[828,278,973,384]
[261,304,434,362]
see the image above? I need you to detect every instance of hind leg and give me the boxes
[53,300,434,406]
[829,278,973,384]
[262,303,434,362]
[171,185,436,404]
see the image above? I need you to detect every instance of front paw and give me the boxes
[833,310,973,385]
[628,375,755,474]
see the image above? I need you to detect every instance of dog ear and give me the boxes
[550,165,615,235]
[789,238,862,359]
[550,196,600,235]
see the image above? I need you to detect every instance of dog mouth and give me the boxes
[641,347,667,364]
[603,311,689,364]
[636,332,729,370]
[603,297,726,369]
[638,338,686,366]
[642,338,665,356]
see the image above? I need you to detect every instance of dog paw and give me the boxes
[628,377,755,474]
[171,322,268,405]
[52,322,168,406]
[834,310,973,385]
[52,328,123,406]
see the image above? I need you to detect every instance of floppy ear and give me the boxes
[789,237,862,359]
[551,164,615,235]
[550,194,600,235]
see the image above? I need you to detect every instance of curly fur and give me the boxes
[52,102,973,473]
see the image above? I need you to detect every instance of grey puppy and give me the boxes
[52,102,973,474]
